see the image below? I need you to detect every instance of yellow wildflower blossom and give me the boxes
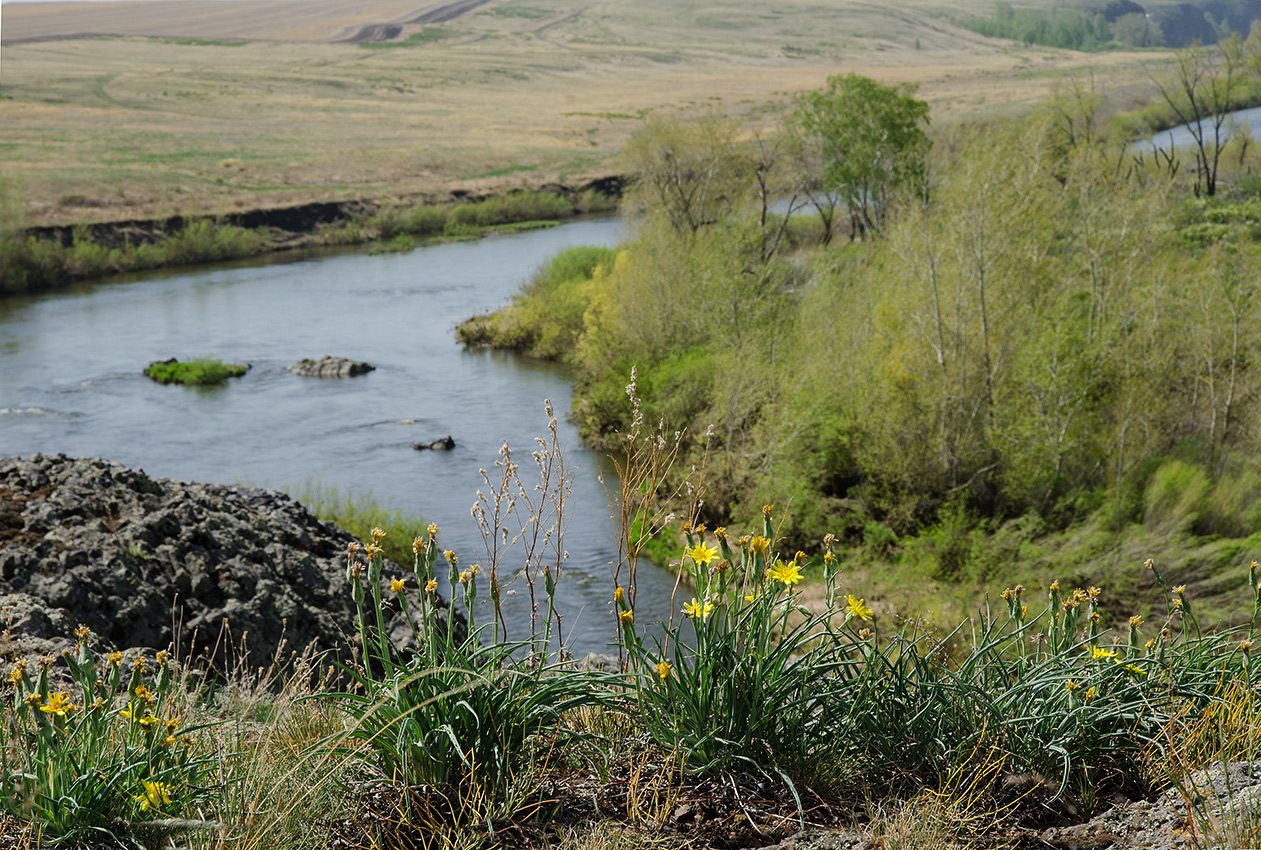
[846,595,874,621]
[1091,646,1117,660]
[40,692,75,717]
[619,610,634,624]
[444,550,458,566]
[134,780,173,812]
[657,660,671,680]
[413,537,425,555]
[768,559,803,586]
[428,523,439,539]
[749,536,771,554]
[714,527,728,541]
[614,586,625,604]
[426,578,438,594]
[683,597,715,619]
[686,543,718,565]
[371,527,386,542]
[761,504,774,517]
[1130,615,1143,629]
[391,578,405,593]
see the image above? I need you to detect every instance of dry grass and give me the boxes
[0,0,1171,226]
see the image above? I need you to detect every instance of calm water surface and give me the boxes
[0,219,679,657]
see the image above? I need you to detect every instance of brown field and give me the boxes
[0,0,1173,225]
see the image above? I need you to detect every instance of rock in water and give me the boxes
[287,356,375,378]
[413,436,456,451]
[0,454,457,672]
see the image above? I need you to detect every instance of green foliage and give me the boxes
[143,358,248,386]
[0,645,215,845]
[791,73,930,236]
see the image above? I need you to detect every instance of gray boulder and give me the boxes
[287,356,375,378]
[0,454,458,673]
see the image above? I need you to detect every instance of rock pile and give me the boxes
[287,356,375,378]
[0,454,455,672]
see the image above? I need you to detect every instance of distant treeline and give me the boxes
[964,0,1261,50]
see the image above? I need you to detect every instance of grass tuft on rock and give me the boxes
[143,358,249,386]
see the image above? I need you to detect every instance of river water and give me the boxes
[0,218,680,658]
[1140,105,1261,151]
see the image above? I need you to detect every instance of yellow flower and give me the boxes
[1082,686,1097,702]
[1019,605,1027,621]
[858,628,873,640]
[428,523,439,539]
[683,597,715,619]
[619,610,634,625]
[163,735,177,747]
[413,537,425,555]
[1049,580,1060,593]
[794,550,807,565]
[744,593,759,603]
[363,542,382,559]
[40,692,75,717]
[1001,588,1013,601]
[74,625,91,643]
[749,536,771,554]
[459,571,471,585]
[1065,679,1078,692]
[1143,558,1155,570]
[444,550,458,566]
[1243,640,1254,654]
[105,650,121,666]
[1129,615,1143,629]
[425,578,438,594]
[823,551,836,564]
[155,651,169,667]
[23,693,42,708]
[371,526,386,542]
[685,543,718,565]
[391,578,406,593]
[134,780,173,812]
[1087,586,1101,600]
[714,527,728,541]
[768,559,803,586]
[1123,664,1147,676]
[761,504,774,517]
[1091,646,1117,660]
[614,586,626,605]
[694,524,707,537]
[657,660,671,680]
[134,685,156,705]
[1173,585,1186,595]
[8,667,22,686]
[845,594,874,622]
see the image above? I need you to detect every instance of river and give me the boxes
[1141,104,1261,151]
[0,217,681,658]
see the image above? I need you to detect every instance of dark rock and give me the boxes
[0,454,459,674]
[413,436,455,451]
[287,356,375,378]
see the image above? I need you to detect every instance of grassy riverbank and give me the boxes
[0,186,615,295]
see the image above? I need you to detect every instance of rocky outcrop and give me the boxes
[0,454,457,672]
[413,436,455,451]
[287,356,375,378]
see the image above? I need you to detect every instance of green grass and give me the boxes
[142,358,249,386]
[283,481,429,569]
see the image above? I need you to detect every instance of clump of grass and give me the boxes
[284,481,428,569]
[143,358,249,386]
